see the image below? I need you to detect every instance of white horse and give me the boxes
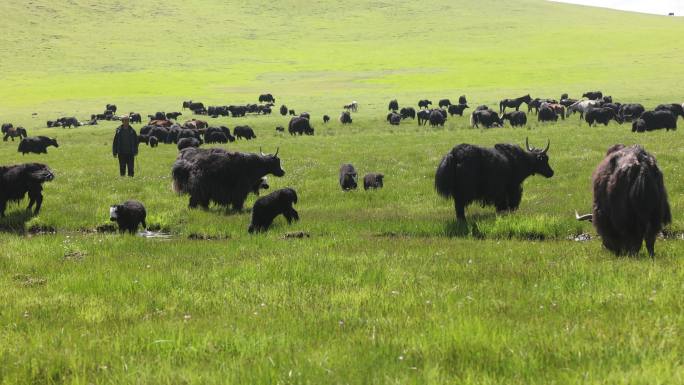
[566,100,601,119]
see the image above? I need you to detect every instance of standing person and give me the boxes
[112,116,139,177]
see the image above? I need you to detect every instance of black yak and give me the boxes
[339,111,352,124]
[618,103,645,122]
[339,164,358,191]
[172,147,285,211]
[363,173,384,190]
[109,200,147,234]
[400,107,416,120]
[438,99,452,108]
[435,138,554,220]
[18,136,59,155]
[582,91,603,100]
[149,136,159,147]
[248,188,299,233]
[3,126,27,141]
[418,99,432,109]
[655,103,684,119]
[470,109,502,128]
[259,93,275,103]
[300,112,311,120]
[323,115,330,124]
[276,126,285,132]
[0,163,54,217]
[166,112,182,120]
[501,111,527,127]
[458,95,468,105]
[387,112,401,125]
[538,105,558,122]
[417,110,430,126]
[576,145,671,257]
[234,125,256,140]
[388,99,399,111]
[289,116,314,135]
[205,131,229,144]
[585,107,621,126]
[106,104,117,113]
[289,109,296,116]
[429,109,446,126]
[632,111,677,132]
[447,104,469,116]
[177,137,202,150]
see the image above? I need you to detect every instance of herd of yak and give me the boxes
[0,91,680,257]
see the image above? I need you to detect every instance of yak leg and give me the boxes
[231,191,249,212]
[2,133,7,142]
[284,207,299,223]
[28,188,43,215]
[0,199,6,217]
[454,200,466,221]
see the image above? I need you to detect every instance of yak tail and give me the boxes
[434,154,454,199]
[469,112,477,128]
[171,159,192,194]
[630,167,672,227]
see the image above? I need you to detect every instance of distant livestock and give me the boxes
[363,173,384,190]
[248,188,299,233]
[323,115,330,123]
[618,103,644,122]
[400,107,416,120]
[3,125,27,141]
[632,111,677,132]
[280,105,288,116]
[289,116,314,135]
[501,111,527,127]
[417,110,431,125]
[585,107,620,126]
[344,101,358,112]
[458,95,468,105]
[582,91,603,100]
[429,109,446,126]
[387,112,402,125]
[109,200,147,234]
[339,164,358,191]
[388,99,399,111]
[177,137,202,150]
[655,103,684,119]
[234,125,257,140]
[499,94,532,114]
[470,109,502,128]
[289,109,296,116]
[259,93,275,103]
[447,104,469,116]
[435,138,553,220]
[339,111,352,124]
[18,136,59,155]
[172,147,285,211]
[438,99,452,108]
[0,163,54,217]
[566,100,601,119]
[538,105,558,122]
[418,99,432,109]
[576,145,670,257]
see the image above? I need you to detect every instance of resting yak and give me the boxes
[172,147,285,211]
[18,136,59,155]
[435,138,554,220]
[576,145,670,257]
[0,163,54,217]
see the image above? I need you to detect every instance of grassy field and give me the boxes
[1,0,684,384]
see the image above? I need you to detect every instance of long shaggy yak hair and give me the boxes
[248,188,299,233]
[172,147,285,211]
[0,163,54,217]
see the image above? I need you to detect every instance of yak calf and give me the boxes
[248,188,299,233]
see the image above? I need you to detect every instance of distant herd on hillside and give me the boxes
[0,90,682,257]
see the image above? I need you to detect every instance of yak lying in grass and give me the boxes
[172,147,285,211]
[248,188,299,233]
[110,200,147,234]
[576,145,670,257]
[0,163,54,217]
[18,136,59,155]
[363,173,384,190]
[435,138,554,220]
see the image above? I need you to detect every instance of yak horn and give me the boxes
[274,147,280,157]
[260,146,264,156]
[542,139,550,154]
[525,137,531,151]
[575,211,593,222]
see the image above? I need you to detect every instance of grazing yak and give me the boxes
[172,147,285,211]
[0,163,54,217]
[289,116,314,135]
[632,111,677,132]
[205,126,236,143]
[618,103,645,122]
[18,136,59,155]
[339,111,352,124]
[323,115,330,123]
[655,103,684,119]
[129,113,142,123]
[458,95,468,105]
[248,188,299,233]
[177,137,202,150]
[538,105,559,122]
[234,125,257,140]
[339,164,358,191]
[470,109,502,128]
[109,200,147,234]
[106,104,117,113]
[576,145,670,257]
[438,99,452,108]
[582,91,603,100]
[363,173,384,190]
[501,111,527,127]
[300,112,311,120]
[258,93,275,103]
[400,107,416,120]
[166,112,182,120]
[288,109,296,116]
[417,110,431,126]
[276,126,285,133]
[435,138,554,220]
[3,126,27,141]
[447,104,469,117]
[429,109,446,127]
[387,112,402,125]
[388,99,399,111]
[585,107,621,126]
[418,99,432,109]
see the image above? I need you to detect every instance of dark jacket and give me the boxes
[113,125,138,156]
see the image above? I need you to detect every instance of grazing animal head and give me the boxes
[260,147,285,177]
[525,138,554,178]
[49,138,59,147]
[109,205,120,221]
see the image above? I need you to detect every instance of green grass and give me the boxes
[1,0,684,384]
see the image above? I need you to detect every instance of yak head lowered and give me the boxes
[260,147,285,177]
[525,137,554,178]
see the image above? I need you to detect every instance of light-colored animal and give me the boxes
[566,100,601,119]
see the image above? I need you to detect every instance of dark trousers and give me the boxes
[118,154,135,177]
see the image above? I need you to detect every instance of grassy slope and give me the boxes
[1,0,684,384]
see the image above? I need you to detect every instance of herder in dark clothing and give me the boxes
[112,116,139,177]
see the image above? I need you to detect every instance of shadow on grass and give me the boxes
[0,210,34,235]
